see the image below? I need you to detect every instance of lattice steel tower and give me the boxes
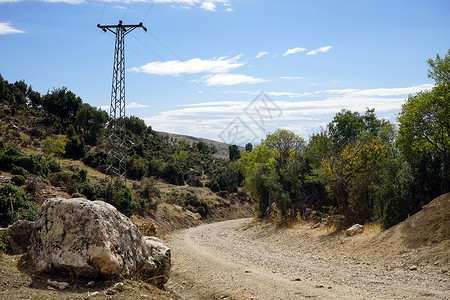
[97,20,147,181]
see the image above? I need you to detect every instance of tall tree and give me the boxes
[42,87,82,126]
[398,51,450,193]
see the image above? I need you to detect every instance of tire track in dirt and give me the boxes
[166,219,449,300]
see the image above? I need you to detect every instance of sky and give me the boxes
[1,0,449,145]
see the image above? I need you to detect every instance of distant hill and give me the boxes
[157,132,241,159]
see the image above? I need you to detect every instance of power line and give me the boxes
[142,0,155,23]
[130,33,232,103]
[98,0,109,24]
[147,31,234,101]
[122,0,133,21]
[126,36,216,102]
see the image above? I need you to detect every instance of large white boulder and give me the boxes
[27,197,170,287]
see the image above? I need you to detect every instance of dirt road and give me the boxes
[166,218,449,300]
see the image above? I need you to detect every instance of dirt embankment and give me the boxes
[166,194,450,300]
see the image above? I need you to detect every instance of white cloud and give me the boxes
[0,22,25,35]
[42,0,85,3]
[128,101,148,108]
[140,83,430,143]
[283,47,307,56]
[153,0,232,11]
[280,76,303,80]
[306,46,333,55]
[0,0,21,3]
[200,1,216,11]
[129,55,243,76]
[255,51,268,59]
[203,74,267,86]
[224,90,311,98]
[324,84,433,97]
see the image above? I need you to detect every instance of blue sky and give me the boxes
[1,0,449,145]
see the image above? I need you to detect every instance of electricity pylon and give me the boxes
[97,20,147,181]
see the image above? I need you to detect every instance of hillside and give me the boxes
[159,131,242,159]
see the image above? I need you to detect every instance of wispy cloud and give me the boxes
[0,22,25,35]
[324,84,433,97]
[306,46,333,55]
[98,101,148,110]
[280,76,303,80]
[224,90,311,98]
[283,47,307,56]
[42,0,86,3]
[255,51,268,59]
[154,0,232,11]
[141,84,430,143]
[203,73,267,86]
[129,55,243,76]
[128,101,149,108]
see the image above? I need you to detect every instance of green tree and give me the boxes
[245,142,253,152]
[398,51,450,193]
[263,129,305,163]
[75,103,108,145]
[42,87,82,126]
[328,108,384,153]
[228,145,241,161]
[42,134,69,160]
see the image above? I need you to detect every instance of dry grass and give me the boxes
[363,222,382,235]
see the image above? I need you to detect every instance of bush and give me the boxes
[103,180,139,217]
[47,160,62,173]
[0,145,48,177]
[0,184,39,227]
[78,180,139,217]
[82,151,107,168]
[184,194,209,218]
[0,230,9,252]
[133,177,161,210]
[11,165,29,177]
[11,175,26,186]
[161,162,185,186]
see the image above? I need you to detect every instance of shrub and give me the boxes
[11,175,26,186]
[82,151,107,168]
[0,230,9,252]
[47,160,62,173]
[161,162,185,186]
[11,165,29,177]
[0,184,39,227]
[103,180,139,217]
[184,194,209,218]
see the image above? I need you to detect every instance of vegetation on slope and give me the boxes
[0,50,448,231]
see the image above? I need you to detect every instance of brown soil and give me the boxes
[166,194,450,299]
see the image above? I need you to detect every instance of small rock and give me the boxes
[409,265,418,271]
[86,281,95,287]
[315,285,324,288]
[85,291,100,299]
[344,224,364,236]
[113,282,124,292]
[312,222,321,229]
[58,282,70,290]
[441,269,448,274]
[105,288,116,295]
[245,270,251,273]
[47,279,69,290]
[292,278,301,281]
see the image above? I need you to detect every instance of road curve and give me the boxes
[165,218,449,300]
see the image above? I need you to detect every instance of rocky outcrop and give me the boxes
[27,197,170,287]
[344,224,364,236]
